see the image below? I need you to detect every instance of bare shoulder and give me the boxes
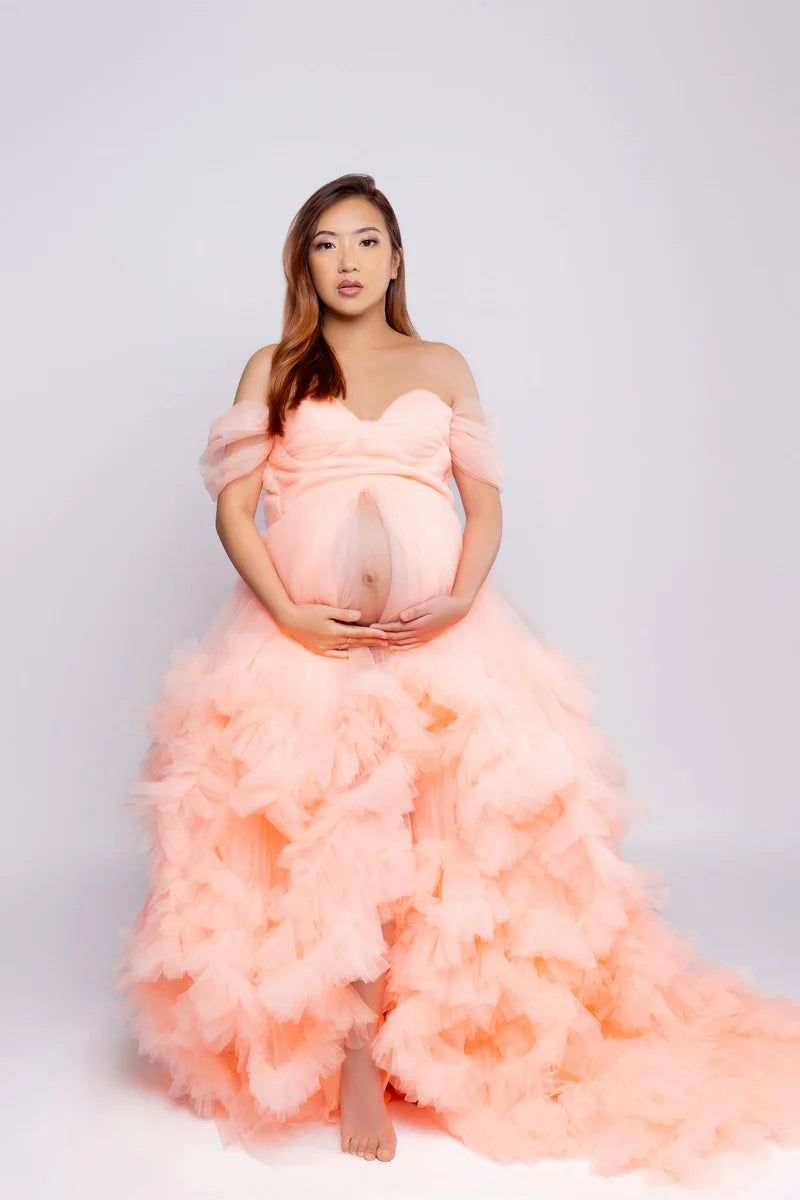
[421,341,479,408]
[233,343,278,406]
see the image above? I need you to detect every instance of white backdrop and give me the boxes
[3,2,799,1196]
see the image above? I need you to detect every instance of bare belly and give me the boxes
[262,478,464,630]
[337,489,393,624]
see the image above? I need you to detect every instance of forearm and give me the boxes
[214,510,294,626]
[450,500,503,608]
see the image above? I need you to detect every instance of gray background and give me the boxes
[2,0,799,1196]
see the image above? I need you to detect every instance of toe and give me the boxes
[356,1135,367,1157]
[364,1135,378,1160]
[376,1136,395,1161]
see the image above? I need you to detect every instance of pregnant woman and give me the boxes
[115,173,800,1183]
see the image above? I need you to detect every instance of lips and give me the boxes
[338,280,362,293]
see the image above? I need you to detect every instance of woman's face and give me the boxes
[308,196,400,315]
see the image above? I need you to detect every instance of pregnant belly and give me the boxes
[339,488,393,624]
[263,478,463,625]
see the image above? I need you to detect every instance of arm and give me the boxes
[440,345,504,613]
[206,344,295,627]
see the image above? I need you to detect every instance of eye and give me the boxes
[311,237,380,251]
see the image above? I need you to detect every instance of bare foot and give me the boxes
[339,1043,397,1161]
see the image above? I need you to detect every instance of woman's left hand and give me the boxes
[370,594,470,649]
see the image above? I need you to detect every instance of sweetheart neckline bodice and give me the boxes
[198,390,503,503]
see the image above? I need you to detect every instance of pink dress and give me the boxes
[114,388,800,1185]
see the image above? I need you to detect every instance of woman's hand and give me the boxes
[278,603,390,658]
[370,594,470,650]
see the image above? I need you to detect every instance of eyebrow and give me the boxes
[312,226,382,237]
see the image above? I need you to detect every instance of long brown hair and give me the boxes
[266,173,420,438]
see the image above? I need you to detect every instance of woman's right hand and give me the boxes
[277,603,390,658]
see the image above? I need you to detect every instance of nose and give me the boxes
[338,239,359,272]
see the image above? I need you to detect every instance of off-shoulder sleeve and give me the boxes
[448,396,504,491]
[198,399,273,500]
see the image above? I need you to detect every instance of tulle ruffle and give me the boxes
[448,404,503,490]
[199,399,272,501]
[114,577,800,1186]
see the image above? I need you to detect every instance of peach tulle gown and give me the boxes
[114,388,800,1186]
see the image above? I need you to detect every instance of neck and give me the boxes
[321,307,402,357]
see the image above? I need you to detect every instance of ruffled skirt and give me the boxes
[115,500,800,1187]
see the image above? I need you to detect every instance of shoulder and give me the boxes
[233,343,278,406]
[420,341,478,408]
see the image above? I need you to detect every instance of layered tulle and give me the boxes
[199,399,274,501]
[448,404,504,489]
[115,389,800,1186]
